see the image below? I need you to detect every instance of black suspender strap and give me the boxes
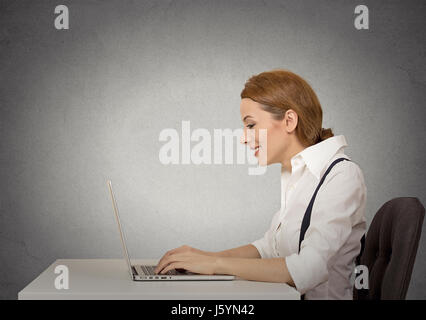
[298,158,351,253]
[297,157,365,300]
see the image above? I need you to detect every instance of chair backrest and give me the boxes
[354,197,425,300]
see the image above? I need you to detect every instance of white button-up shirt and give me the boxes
[251,135,367,300]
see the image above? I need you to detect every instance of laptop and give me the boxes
[107,180,235,281]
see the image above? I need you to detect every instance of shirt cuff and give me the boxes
[285,246,328,295]
[251,240,267,259]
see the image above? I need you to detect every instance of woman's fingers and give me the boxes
[155,245,193,273]
[160,262,187,275]
[155,248,180,273]
[155,252,216,275]
[155,253,187,274]
[154,255,171,274]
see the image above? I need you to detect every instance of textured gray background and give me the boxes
[0,0,425,300]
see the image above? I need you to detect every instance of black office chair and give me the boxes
[353,197,425,300]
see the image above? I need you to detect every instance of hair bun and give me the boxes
[319,127,334,142]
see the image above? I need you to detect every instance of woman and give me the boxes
[154,69,367,300]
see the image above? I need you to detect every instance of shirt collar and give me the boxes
[290,135,348,180]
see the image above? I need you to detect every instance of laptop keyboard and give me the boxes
[141,265,179,275]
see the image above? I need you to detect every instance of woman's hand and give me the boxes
[154,245,219,275]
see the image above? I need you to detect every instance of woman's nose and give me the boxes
[241,129,253,144]
[241,129,255,145]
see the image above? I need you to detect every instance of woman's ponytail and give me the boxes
[318,127,334,143]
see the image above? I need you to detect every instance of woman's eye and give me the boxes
[246,124,255,129]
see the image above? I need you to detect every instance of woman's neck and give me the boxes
[281,139,306,173]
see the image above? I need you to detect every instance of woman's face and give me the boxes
[240,98,298,166]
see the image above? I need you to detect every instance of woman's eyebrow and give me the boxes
[243,115,253,122]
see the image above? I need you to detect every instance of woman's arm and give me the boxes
[207,244,261,259]
[215,256,295,286]
[155,244,260,274]
[155,245,294,286]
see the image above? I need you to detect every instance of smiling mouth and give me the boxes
[254,146,259,156]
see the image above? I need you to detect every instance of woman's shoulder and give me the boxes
[325,153,366,187]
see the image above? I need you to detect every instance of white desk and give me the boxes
[18,259,300,300]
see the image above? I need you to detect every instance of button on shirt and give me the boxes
[251,135,367,300]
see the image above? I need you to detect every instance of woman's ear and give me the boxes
[283,109,298,133]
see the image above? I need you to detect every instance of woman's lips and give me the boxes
[254,146,259,157]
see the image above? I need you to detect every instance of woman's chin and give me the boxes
[256,156,270,166]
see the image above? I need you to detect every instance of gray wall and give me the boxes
[1,0,425,299]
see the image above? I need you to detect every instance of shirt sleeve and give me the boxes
[251,209,281,259]
[285,162,367,295]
